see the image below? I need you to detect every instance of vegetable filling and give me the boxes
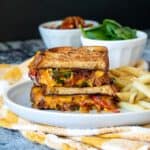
[29,68,111,87]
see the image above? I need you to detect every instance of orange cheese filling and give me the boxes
[31,86,118,113]
[29,68,111,88]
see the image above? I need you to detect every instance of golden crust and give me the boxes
[29,46,109,70]
[41,85,117,96]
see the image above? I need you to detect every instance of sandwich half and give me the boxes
[31,86,118,112]
[29,46,119,112]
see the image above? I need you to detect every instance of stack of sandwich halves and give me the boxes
[29,46,118,112]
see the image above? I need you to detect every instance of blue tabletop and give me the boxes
[0,37,150,64]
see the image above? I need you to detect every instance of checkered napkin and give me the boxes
[0,59,150,150]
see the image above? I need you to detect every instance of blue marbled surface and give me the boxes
[0,40,45,64]
[0,34,150,150]
[0,128,50,150]
[0,36,150,64]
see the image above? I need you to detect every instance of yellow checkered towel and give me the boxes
[0,59,150,150]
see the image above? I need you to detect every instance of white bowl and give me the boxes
[39,20,99,48]
[81,31,147,68]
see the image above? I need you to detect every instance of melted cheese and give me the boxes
[39,69,56,87]
[37,69,105,87]
[31,87,116,112]
[95,71,104,77]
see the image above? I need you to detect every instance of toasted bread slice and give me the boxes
[29,46,109,70]
[42,85,117,96]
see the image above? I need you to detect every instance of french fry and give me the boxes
[108,72,116,79]
[119,102,146,111]
[109,69,126,77]
[133,81,150,98]
[110,66,150,110]
[112,78,127,88]
[133,60,146,69]
[142,97,150,102]
[114,77,134,88]
[135,92,146,101]
[138,101,150,109]
[116,92,130,101]
[138,74,150,84]
[120,76,136,82]
[122,84,132,92]
[117,66,144,77]
[129,92,137,104]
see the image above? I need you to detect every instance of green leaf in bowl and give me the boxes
[80,19,137,40]
[114,27,137,40]
[103,19,122,28]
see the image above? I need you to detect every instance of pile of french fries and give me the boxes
[109,66,150,111]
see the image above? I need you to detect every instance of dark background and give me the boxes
[0,0,150,41]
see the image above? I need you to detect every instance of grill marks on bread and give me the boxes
[29,46,109,70]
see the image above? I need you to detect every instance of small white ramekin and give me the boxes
[81,31,147,68]
[39,20,99,48]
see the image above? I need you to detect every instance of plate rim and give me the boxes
[4,80,150,117]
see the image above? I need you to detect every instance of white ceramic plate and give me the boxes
[4,81,150,129]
